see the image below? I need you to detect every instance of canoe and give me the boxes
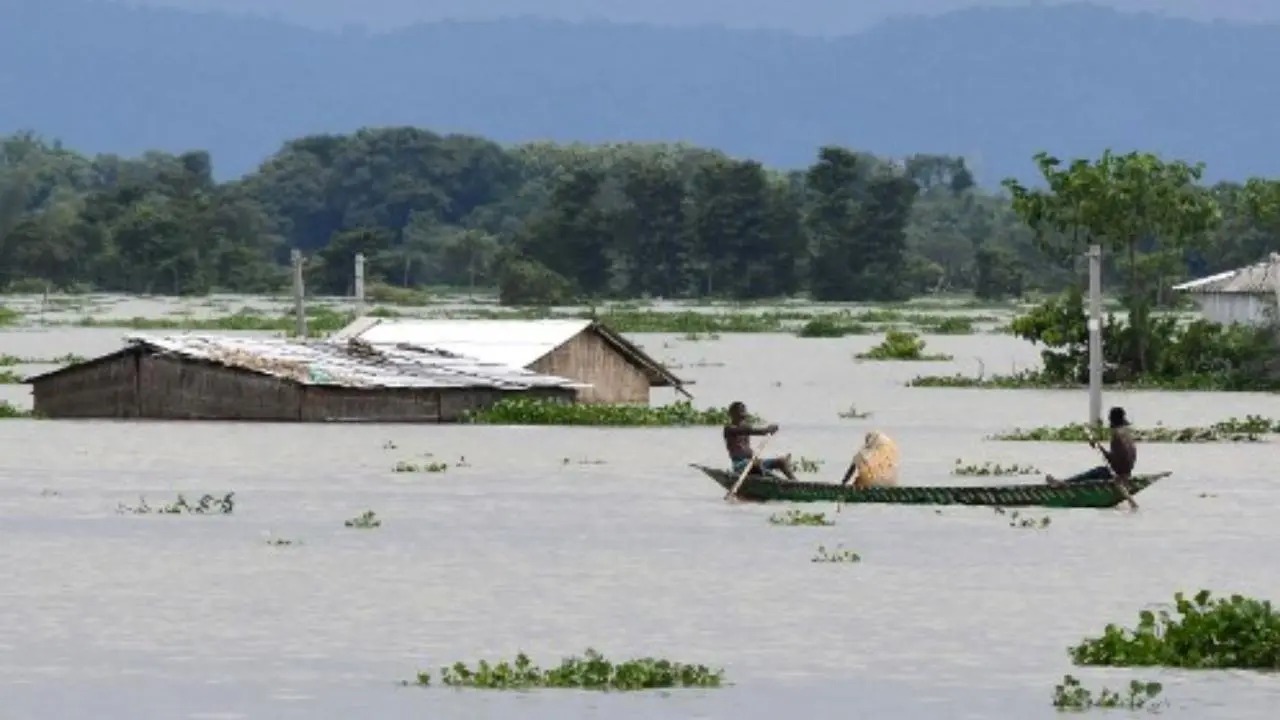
[692,464,1171,509]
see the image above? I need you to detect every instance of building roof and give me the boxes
[1173,254,1280,295]
[25,334,587,391]
[329,317,689,393]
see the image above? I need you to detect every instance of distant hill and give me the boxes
[3,0,1279,183]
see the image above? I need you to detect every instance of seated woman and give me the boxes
[839,431,900,489]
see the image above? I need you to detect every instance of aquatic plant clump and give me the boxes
[768,509,834,527]
[345,510,381,529]
[1069,590,1280,670]
[953,460,1040,476]
[0,305,19,326]
[1051,674,1166,712]
[116,493,235,515]
[990,416,1280,443]
[811,545,861,563]
[417,648,724,691]
[0,401,33,419]
[462,399,739,426]
[855,330,953,361]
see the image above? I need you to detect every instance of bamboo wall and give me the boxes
[30,350,141,418]
[530,329,650,404]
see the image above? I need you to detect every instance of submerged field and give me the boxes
[1,294,1278,718]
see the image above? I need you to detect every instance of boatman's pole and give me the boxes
[1087,244,1103,427]
[292,248,307,338]
[354,252,366,317]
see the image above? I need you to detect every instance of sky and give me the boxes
[110,0,1280,34]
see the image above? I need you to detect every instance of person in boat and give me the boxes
[839,430,901,489]
[724,401,798,480]
[1046,406,1137,486]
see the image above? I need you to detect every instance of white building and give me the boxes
[1172,253,1280,327]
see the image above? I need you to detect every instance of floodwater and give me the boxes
[2,299,1280,719]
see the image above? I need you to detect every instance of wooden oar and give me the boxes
[724,432,775,501]
[1092,441,1138,511]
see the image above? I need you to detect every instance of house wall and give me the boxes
[1190,294,1272,326]
[31,351,141,418]
[139,354,303,420]
[530,329,650,404]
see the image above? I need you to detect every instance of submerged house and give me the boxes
[329,318,689,404]
[1172,254,1280,327]
[24,334,582,422]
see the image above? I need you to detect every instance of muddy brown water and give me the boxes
[2,301,1279,718]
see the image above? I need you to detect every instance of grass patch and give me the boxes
[1069,590,1280,670]
[796,315,872,337]
[768,509,834,526]
[345,510,381,529]
[855,330,952,361]
[0,369,20,384]
[0,305,19,326]
[0,401,32,419]
[413,648,725,690]
[365,282,433,306]
[0,353,87,366]
[462,399,735,426]
[116,493,235,515]
[908,368,1280,392]
[952,460,1040,477]
[811,544,861,563]
[1052,675,1166,712]
[70,306,353,336]
[989,416,1280,443]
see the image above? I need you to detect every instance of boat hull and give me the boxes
[693,464,1169,509]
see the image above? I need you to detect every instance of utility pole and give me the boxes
[291,249,307,338]
[354,252,366,317]
[1087,244,1102,427]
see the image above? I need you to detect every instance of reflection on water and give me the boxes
[2,312,1279,719]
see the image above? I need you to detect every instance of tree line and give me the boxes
[1,128,1277,304]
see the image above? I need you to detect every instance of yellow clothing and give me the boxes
[852,431,900,489]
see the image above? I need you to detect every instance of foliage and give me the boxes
[345,510,381,529]
[811,545,861,563]
[394,460,449,473]
[0,369,20,384]
[0,401,32,418]
[116,493,235,514]
[1051,675,1166,712]
[994,508,1052,529]
[462,399,734,426]
[769,509,834,527]
[417,648,724,691]
[952,460,1040,476]
[989,416,1280,443]
[0,305,19,325]
[1069,590,1280,670]
[856,330,952,361]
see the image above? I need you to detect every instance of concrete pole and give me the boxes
[1087,244,1103,427]
[292,248,307,338]
[354,252,366,317]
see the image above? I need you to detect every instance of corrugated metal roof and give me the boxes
[1173,254,1280,295]
[329,318,593,368]
[112,334,586,390]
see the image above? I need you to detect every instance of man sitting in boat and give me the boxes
[1046,406,1137,486]
[724,401,798,480]
[839,431,900,488]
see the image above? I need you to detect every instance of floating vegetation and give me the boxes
[794,456,824,473]
[994,507,1052,529]
[265,536,302,546]
[1069,590,1280,670]
[0,305,19,326]
[855,330,953,361]
[116,493,235,515]
[990,416,1280,443]
[463,399,737,426]
[0,353,86,366]
[768,509,834,527]
[394,460,449,473]
[345,510,381,529]
[382,440,398,450]
[414,648,725,691]
[680,331,721,341]
[0,369,20,384]
[563,457,607,465]
[1051,675,1166,712]
[838,404,872,419]
[953,460,1040,476]
[797,316,871,338]
[811,544,861,563]
[69,306,353,337]
[0,401,31,419]
[908,370,1070,389]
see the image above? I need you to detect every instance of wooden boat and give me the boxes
[692,464,1170,509]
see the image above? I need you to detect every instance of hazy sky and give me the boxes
[111,0,1280,34]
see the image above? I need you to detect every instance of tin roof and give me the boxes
[1173,254,1280,295]
[24,333,587,391]
[330,317,690,393]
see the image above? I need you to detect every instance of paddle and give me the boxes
[1091,439,1138,511]
[724,431,775,501]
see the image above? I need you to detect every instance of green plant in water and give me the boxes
[990,416,1280,443]
[0,305,19,326]
[416,648,724,691]
[0,401,32,419]
[793,456,824,473]
[1069,590,1280,669]
[563,457,607,465]
[463,399,741,427]
[953,460,1041,476]
[993,507,1051,529]
[797,315,871,338]
[838,404,872,419]
[0,369,21,384]
[116,493,235,515]
[811,544,861,563]
[345,510,382,529]
[856,330,953,361]
[394,460,449,473]
[768,509,834,527]
[1051,674,1166,712]
[680,331,721,341]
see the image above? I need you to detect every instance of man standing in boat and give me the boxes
[724,401,798,480]
[1046,406,1137,486]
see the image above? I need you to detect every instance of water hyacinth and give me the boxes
[1051,674,1166,712]
[855,330,952,361]
[462,399,740,426]
[990,416,1280,443]
[418,649,724,691]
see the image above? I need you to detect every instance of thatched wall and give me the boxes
[31,349,141,418]
[530,329,650,404]
[32,349,577,422]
